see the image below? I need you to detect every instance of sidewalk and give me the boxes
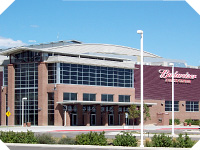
[0,124,199,133]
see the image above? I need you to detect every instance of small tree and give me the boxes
[128,104,151,126]
[128,105,140,127]
[143,104,151,122]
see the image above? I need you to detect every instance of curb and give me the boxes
[6,143,191,150]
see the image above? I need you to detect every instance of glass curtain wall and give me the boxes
[15,63,38,125]
[3,66,8,86]
[48,63,134,88]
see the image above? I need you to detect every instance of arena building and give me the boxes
[0,40,199,126]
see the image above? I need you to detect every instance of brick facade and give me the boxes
[38,62,48,126]
[135,65,200,124]
[0,72,3,125]
[46,83,135,126]
[135,65,200,101]
[1,62,199,126]
[7,64,15,126]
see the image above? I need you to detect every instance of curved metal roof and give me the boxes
[0,43,161,58]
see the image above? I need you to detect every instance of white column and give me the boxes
[22,97,27,127]
[56,63,60,84]
[172,64,174,136]
[22,99,24,127]
[64,111,67,126]
[137,30,144,147]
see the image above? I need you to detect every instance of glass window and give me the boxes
[165,101,179,111]
[186,101,199,112]
[3,66,8,86]
[83,93,96,101]
[12,51,41,63]
[48,93,54,125]
[48,63,57,83]
[101,94,113,102]
[60,63,133,88]
[119,95,130,102]
[63,93,77,101]
[14,63,38,126]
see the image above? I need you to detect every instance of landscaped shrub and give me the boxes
[36,133,56,144]
[183,134,195,148]
[174,134,185,148]
[76,131,107,146]
[113,132,138,147]
[174,134,195,148]
[146,133,195,148]
[185,119,200,125]
[169,119,180,125]
[145,138,152,147]
[191,120,200,125]
[151,133,172,147]
[58,137,76,145]
[185,119,192,125]
[0,130,37,143]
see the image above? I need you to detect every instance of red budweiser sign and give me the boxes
[159,69,197,84]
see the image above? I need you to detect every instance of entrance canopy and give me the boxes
[57,101,157,106]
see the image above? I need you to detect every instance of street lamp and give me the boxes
[169,63,175,136]
[137,30,144,147]
[22,97,27,127]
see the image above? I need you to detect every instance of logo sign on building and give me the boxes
[159,69,197,84]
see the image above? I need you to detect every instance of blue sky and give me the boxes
[0,0,199,66]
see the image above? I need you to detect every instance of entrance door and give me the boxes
[90,114,96,126]
[109,114,114,125]
[71,114,77,126]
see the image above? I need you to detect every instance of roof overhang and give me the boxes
[46,56,135,69]
[0,43,161,58]
[57,101,157,106]
[0,47,44,56]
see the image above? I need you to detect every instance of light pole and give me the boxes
[137,30,144,147]
[169,63,175,136]
[22,97,27,127]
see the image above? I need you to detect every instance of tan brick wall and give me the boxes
[1,86,7,125]
[47,84,135,102]
[7,64,15,126]
[135,99,200,125]
[54,85,64,126]
[165,101,200,123]
[38,62,48,126]
[46,84,135,126]
[65,111,70,126]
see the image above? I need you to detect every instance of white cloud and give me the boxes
[0,37,25,49]
[30,25,39,28]
[28,40,36,43]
